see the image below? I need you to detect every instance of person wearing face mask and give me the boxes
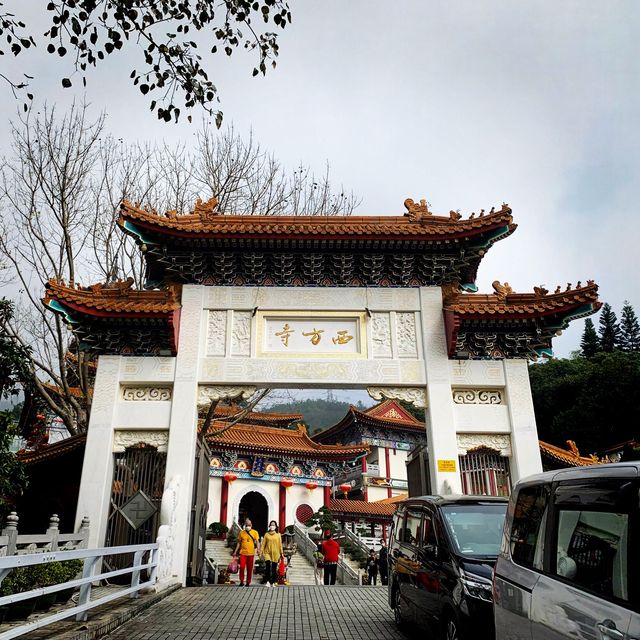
[232,518,261,586]
[261,520,284,586]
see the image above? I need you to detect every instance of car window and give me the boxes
[422,511,437,554]
[441,503,507,558]
[554,509,630,603]
[403,509,422,545]
[510,485,550,569]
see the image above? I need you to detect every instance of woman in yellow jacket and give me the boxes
[261,520,284,586]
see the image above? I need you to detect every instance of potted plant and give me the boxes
[207,522,229,540]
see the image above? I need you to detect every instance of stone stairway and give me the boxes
[283,552,318,585]
[205,538,234,570]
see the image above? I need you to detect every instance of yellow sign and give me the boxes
[437,459,457,472]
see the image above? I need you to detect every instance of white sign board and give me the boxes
[257,311,366,358]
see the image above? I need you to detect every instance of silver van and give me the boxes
[493,462,639,640]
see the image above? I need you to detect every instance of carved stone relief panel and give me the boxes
[231,311,252,357]
[197,385,257,408]
[121,386,173,401]
[457,433,512,457]
[371,313,392,358]
[113,430,169,453]
[452,389,503,405]
[206,310,227,357]
[367,386,427,409]
[396,312,418,358]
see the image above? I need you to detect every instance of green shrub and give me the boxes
[208,522,229,536]
[0,560,82,597]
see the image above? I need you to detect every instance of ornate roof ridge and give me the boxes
[44,278,181,314]
[364,399,423,425]
[18,433,86,465]
[539,439,602,467]
[211,404,303,422]
[204,420,370,458]
[443,280,601,315]
[119,198,515,236]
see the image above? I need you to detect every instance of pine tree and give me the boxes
[598,303,622,352]
[620,301,640,352]
[580,318,600,357]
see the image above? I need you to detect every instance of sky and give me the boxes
[0,1,638,357]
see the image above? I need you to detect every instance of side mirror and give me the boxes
[422,544,439,561]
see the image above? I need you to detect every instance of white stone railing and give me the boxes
[0,543,159,639]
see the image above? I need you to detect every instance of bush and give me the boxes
[207,522,229,538]
[226,534,237,549]
[0,560,82,597]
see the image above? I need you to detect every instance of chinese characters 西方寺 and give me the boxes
[275,323,294,347]
[302,328,324,345]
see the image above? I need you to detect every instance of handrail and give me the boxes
[342,527,371,557]
[0,542,159,640]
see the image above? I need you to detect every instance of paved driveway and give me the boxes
[105,585,403,640]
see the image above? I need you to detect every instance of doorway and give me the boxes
[238,491,268,536]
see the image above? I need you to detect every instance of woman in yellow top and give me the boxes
[261,520,284,587]
[232,518,261,586]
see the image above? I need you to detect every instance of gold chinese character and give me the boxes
[302,328,324,345]
[275,323,294,347]
[332,330,354,345]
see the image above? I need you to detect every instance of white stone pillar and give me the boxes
[162,285,205,584]
[419,288,462,494]
[74,355,120,548]
[503,359,543,483]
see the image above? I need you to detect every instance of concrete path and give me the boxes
[104,585,402,640]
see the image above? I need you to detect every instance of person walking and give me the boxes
[232,518,261,586]
[321,529,340,585]
[261,520,284,587]
[366,549,379,585]
[378,541,389,586]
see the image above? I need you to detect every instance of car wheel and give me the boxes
[393,588,407,630]
[444,615,459,640]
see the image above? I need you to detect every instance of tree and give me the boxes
[0,299,29,522]
[0,105,358,435]
[0,1,291,124]
[305,506,337,535]
[620,301,640,352]
[529,351,640,454]
[597,303,621,352]
[579,318,600,358]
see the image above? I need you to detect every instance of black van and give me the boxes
[388,495,508,640]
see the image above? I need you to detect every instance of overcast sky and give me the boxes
[1,1,638,357]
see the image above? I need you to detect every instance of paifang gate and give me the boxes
[43,195,601,585]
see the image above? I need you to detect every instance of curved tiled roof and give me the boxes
[314,401,425,444]
[211,404,303,425]
[443,281,601,318]
[17,433,86,465]
[206,422,369,462]
[119,200,515,241]
[44,278,180,316]
[329,498,397,517]
[539,440,602,468]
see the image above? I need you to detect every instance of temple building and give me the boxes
[41,196,601,584]
[203,405,369,534]
[314,400,426,501]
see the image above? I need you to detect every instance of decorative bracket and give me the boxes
[197,385,257,408]
[367,386,427,409]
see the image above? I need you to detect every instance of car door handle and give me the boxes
[597,620,625,640]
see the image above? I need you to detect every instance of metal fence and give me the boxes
[459,448,511,497]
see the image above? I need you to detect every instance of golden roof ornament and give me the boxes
[404,198,432,221]
[193,196,220,220]
[492,280,513,298]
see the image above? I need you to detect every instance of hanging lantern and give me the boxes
[223,471,238,483]
[305,480,318,491]
[280,478,294,490]
[339,482,351,498]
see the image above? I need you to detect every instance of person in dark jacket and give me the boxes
[320,529,340,585]
[378,541,388,585]
[366,549,379,585]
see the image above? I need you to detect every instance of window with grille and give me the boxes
[459,447,511,497]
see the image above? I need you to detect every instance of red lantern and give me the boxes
[339,482,351,498]
[305,480,318,491]
[223,471,238,483]
[280,478,294,490]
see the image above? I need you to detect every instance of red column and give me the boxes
[385,447,392,498]
[382,523,387,543]
[323,485,331,508]
[219,478,229,525]
[279,484,286,532]
[362,456,369,501]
